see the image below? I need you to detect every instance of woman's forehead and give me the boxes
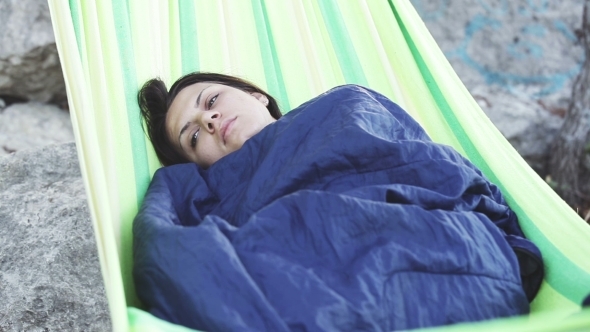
[172,82,211,108]
[167,83,210,124]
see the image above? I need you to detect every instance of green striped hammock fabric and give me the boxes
[48,0,590,331]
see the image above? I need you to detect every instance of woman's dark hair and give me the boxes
[138,72,282,166]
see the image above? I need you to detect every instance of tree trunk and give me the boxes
[549,0,590,214]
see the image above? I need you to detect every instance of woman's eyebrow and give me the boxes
[178,122,190,150]
[196,85,211,107]
[178,121,191,145]
[178,85,211,149]
[177,85,211,151]
[178,121,191,151]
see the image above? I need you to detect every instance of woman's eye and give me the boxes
[191,129,199,147]
[208,94,218,109]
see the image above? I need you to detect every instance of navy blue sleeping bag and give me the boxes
[133,85,543,331]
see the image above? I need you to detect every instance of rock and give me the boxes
[471,85,564,175]
[0,142,111,331]
[0,0,66,104]
[0,102,74,156]
[414,0,585,175]
[417,0,585,100]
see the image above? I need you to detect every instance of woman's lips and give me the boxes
[220,117,236,144]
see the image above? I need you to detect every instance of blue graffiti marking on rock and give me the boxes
[522,24,547,37]
[476,0,509,17]
[553,20,579,42]
[444,11,583,96]
[520,0,549,14]
[411,0,584,96]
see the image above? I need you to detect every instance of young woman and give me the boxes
[139,73,282,168]
[135,72,543,332]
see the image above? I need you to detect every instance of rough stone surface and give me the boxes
[470,85,563,174]
[0,0,66,103]
[0,102,74,156]
[417,0,584,98]
[414,0,585,175]
[0,142,111,331]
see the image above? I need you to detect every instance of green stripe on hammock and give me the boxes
[252,0,289,111]
[179,0,199,74]
[317,0,368,86]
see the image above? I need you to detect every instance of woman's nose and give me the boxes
[199,111,220,133]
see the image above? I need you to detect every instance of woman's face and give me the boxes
[166,82,276,168]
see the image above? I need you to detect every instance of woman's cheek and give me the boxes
[198,139,225,167]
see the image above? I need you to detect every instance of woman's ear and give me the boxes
[251,92,269,106]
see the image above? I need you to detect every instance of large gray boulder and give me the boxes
[0,0,66,104]
[418,0,584,99]
[470,85,563,174]
[0,142,111,331]
[0,102,74,156]
[415,0,584,175]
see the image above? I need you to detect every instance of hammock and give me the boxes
[48,0,590,331]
